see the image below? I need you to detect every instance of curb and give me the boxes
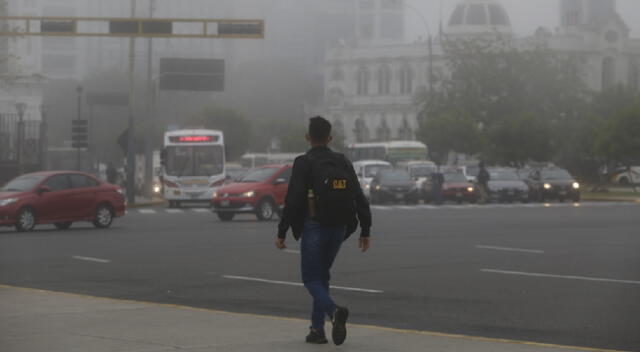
[582,196,640,203]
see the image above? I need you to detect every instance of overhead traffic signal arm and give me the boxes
[0,16,264,39]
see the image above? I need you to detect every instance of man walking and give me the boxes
[477,161,490,204]
[276,116,372,346]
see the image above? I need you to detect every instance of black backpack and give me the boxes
[308,152,357,226]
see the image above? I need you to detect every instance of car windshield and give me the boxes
[239,168,278,183]
[465,166,480,177]
[1,175,46,192]
[364,164,391,178]
[380,170,412,182]
[489,170,520,181]
[541,169,572,180]
[444,173,468,182]
[409,165,436,178]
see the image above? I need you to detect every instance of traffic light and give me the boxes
[71,120,88,149]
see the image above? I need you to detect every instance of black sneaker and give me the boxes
[306,328,328,344]
[331,306,349,346]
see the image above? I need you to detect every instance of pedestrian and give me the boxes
[432,168,445,205]
[276,116,372,346]
[477,161,490,204]
[106,163,118,184]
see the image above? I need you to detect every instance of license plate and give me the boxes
[396,194,403,200]
[220,200,230,207]
[559,191,567,196]
[508,190,514,195]
[456,192,462,198]
[173,190,181,196]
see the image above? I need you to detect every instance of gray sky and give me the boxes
[405,0,640,40]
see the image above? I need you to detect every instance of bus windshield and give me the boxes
[165,145,224,177]
[409,165,436,178]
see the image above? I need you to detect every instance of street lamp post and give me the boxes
[39,104,49,171]
[15,102,26,175]
[76,85,83,171]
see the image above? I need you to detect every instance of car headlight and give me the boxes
[467,187,474,193]
[213,192,218,198]
[375,185,381,191]
[543,183,552,190]
[365,184,370,189]
[572,182,580,189]
[153,185,161,193]
[0,198,18,207]
[241,190,256,198]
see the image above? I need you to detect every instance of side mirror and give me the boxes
[38,186,51,194]
[274,178,287,185]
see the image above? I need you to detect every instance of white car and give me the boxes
[352,160,392,199]
[612,166,640,185]
[400,161,437,197]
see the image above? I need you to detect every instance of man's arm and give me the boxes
[277,156,308,239]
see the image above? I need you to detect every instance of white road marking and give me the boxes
[191,208,210,213]
[72,256,111,263]
[283,249,300,254]
[166,209,183,214]
[222,275,383,293]
[481,269,640,286]
[371,206,392,210]
[417,205,438,209]
[476,245,544,254]
[396,206,416,210]
[138,209,156,214]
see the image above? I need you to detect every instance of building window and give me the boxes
[356,65,371,95]
[467,4,487,26]
[488,4,510,26]
[354,117,370,143]
[449,5,465,26]
[398,116,413,140]
[327,87,345,106]
[399,64,413,95]
[376,117,391,142]
[331,66,344,81]
[602,57,615,90]
[377,65,391,95]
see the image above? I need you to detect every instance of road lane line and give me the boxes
[166,209,183,214]
[481,269,640,286]
[371,206,392,210]
[191,208,210,213]
[72,256,111,263]
[476,245,544,254]
[283,249,300,254]
[396,206,416,210]
[138,209,156,214]
[221,275,383,293]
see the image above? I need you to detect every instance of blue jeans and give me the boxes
[300,218,346,330]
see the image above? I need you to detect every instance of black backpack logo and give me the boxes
[309,153,356,226]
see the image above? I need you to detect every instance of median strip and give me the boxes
[221,275,383,293]
[72,256,111,263]
[481,269,640,286]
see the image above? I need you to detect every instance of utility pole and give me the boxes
[39,104,48,171]
[15,102,26,175]
[126,0,137,204]
[144,0,156,198]
[76,85,83,170]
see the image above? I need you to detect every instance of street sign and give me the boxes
[159,58,225,92]
[71,120,88,149]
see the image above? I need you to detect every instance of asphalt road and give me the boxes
[1,202,639,351]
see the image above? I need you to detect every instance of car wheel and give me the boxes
[256,198,275,221]
[93,204,114,229]
[217,212,235,221]
[15,207,36,232]
[54,222,73,230]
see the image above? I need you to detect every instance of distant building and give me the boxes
[324,0,640,144]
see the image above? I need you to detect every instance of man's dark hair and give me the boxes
[308,116,332,143]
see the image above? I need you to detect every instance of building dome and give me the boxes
[446,0,513,36]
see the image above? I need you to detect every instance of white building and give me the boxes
[324,0,640,144]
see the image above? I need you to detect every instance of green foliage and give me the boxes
[594,103,640,166]
[418,34,587,165]
[190,106,251,161]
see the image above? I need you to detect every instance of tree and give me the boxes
[594,103,640,169]
[190,105,252,161]
[417,34,587,165]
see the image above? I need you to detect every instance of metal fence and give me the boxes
[0,114,43,184]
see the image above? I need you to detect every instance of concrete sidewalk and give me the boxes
[0,285,622,352]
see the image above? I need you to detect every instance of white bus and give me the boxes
[161,129,225,208]
[347,141,429,165]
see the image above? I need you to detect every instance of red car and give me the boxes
[0,171,126,232]
[211,165,292,221]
